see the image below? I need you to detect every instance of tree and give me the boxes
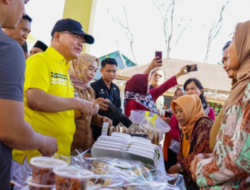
[152,0,192,58]
[204,0,230,63]
[118,6,138,64]
[106,6,127,68]
[106,0,138,65]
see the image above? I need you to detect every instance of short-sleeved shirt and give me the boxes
[12,47,75,164]
[0,27,25,190]
[91,78,121,141]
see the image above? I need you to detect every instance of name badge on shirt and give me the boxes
[99,89,105,95]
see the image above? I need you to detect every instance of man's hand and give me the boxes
[175,65,189,79]
[94,98,109,111]
[77,99,94,116]
[102,117,113,127]
[167,164,180,174]
[38,135,58,157]
[190,153,206,181]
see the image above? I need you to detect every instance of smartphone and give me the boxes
[165,111,172,118]
[187,64,198,72]
[155,51,162,65]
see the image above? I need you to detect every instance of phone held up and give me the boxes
[155,51,162,66]
[187,64,198,72]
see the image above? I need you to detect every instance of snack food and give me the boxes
[53,167,94,190]
[30,157,67,185]
[26,176,54,190]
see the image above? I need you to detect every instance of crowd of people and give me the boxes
[0,1,250,190]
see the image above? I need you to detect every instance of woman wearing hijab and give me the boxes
[124,66,188,117]
[69,53,112,155]
[190,20,250,189]
[184,78,215,121]
[163,87,185,170]
[167,95,213,189]
[209,41,237,151]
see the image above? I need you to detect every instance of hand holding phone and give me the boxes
[155,51,162,65]
[187,64,198,72]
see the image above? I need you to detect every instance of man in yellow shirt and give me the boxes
[12,18,98,175]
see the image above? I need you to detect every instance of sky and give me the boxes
[25,0,250,65]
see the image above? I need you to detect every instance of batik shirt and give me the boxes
[196,83,250,189]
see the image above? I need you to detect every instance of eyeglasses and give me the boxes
[60,31,85,44]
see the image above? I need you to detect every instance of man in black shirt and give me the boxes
[91,58,121,141]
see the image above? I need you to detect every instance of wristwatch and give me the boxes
[177,163,184,173]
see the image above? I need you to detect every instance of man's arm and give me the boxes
[26,88,95,115]
[0,99,57,155]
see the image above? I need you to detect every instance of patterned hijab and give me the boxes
[224,20,250,111]
[124,74,159,114]
[69,53,100,88]
[171,95,208,157]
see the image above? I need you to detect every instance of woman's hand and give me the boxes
[94,98,109,111]
[163,117,171,124]
[149,57,162,70]
[92,102,99,115]
[167,164,180,174]
[190,153,206,181]
[101,116,113,127]
[175,65,189,79]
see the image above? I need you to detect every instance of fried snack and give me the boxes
[26,177,54,190]
[54,167,94,190]
[30,157,67,185]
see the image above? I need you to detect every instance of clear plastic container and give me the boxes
[30,157,67,185]
[53,167,94,190]
[26,176,55,190]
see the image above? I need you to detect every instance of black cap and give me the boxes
[33,40,48,52]
[51,18,94,44]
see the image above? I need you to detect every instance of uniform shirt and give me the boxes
[13,47,75,164]
[91,78,121,141]
[0,26,26,189]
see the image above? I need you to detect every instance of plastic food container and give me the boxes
[30,157,67,185]
[53,167,94,190]
[27,176,55,190]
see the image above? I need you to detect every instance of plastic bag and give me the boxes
[129,110,171,144]
[70,156,186,190]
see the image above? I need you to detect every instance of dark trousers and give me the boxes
[165,148,177,170]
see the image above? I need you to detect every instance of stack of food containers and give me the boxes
[27,156,94,190]
[27,157,67,189]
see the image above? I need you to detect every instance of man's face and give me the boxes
[100,64,117,83]
[30,47,43,56]
[56,31,84,61]
[8,19,31,45]
[3,0,28,29]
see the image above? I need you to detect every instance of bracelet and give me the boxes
[177,163,184,173]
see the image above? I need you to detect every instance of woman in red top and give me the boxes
[124,66,188,117]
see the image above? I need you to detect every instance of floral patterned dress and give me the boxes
[177,117,213,186]
[196,83,250,189]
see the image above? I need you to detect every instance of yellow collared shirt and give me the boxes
[13,47,75,164]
